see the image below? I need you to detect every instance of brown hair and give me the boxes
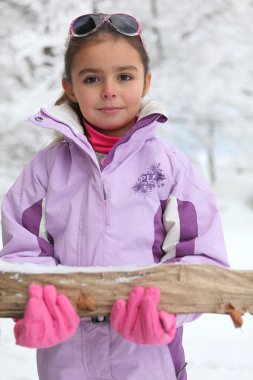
[55,17,150,123]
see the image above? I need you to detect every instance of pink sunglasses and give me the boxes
[69,13,142,38]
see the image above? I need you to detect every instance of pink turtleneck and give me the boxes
[84,120,120,154]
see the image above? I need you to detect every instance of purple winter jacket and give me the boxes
[0,100,229,380]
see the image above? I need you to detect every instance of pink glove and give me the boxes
[14,284,80,348]
[111,286,176,345]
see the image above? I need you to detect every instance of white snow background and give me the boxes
[0,0,253,379]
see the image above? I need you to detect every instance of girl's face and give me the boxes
[63,36,151,137]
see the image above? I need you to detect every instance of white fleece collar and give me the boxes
[138,99,168,121]
[43,99,168,136]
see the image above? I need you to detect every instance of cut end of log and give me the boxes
[226,303,243,328]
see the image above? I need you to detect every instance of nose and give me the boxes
[102,80,117,99]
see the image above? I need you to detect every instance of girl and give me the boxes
[0,13,229,380]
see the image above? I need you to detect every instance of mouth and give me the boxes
[97,107,123,115]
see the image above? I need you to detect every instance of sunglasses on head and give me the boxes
[69,13,142,38]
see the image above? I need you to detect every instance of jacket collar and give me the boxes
[30,100,168,171]
[41,99,168,138]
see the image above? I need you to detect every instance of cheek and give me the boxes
[78,92,97,108]
[126,85,144,100]
[80,103,92,117]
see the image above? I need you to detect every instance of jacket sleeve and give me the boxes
[160,145,229,326]
[0,145,57,265]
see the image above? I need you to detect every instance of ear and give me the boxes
[142,71,152,97]
[62,79,78,103]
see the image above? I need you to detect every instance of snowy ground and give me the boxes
[0,170,253,379]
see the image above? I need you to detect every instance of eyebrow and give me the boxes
[117,65,139,72]
[78,68,101,77]
[77,65,138,77]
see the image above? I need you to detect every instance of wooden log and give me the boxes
[0,264,253,319]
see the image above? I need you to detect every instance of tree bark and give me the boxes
[149,0,164,61]
[0,264,252,319]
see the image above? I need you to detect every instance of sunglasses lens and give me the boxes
[109,14,139,34]
[72,15,102,35]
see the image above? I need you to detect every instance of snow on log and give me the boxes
[0,264,252,320]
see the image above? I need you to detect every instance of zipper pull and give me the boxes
[103,184,107,200]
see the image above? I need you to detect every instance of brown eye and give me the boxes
[119,74,132,81]
[84,76,99,84]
